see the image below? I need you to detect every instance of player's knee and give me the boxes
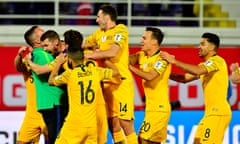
[108,117,121,132]
[120,119,134,131]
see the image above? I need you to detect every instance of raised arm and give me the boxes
[230,62,240,84]
[14,46,29,73]
[48,53,67,85]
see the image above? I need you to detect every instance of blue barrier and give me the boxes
[107,110,240,144]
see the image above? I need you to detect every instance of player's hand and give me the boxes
[18,46,30,58]
[128,64,135,71]
[160,51,176,64]
[25,53,32,60]
[230,62,239,72]
[56,53,67,65]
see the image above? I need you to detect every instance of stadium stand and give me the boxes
[0,0,240,46]
[193,0,236,27]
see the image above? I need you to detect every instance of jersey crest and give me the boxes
[101,35,106,42]
[205,60,213,66]
[154,61,163,69]
[114,34,122,41]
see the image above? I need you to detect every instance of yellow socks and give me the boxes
[113,130,126,144]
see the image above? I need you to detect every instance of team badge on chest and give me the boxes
[101,35,107,42]
[143,63,147,70]
[154,61,162,69]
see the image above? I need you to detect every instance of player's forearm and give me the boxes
[86,44,119,60]
[26,59,51,75]
[48,62,61,85]
[14,54,22,71]
[174,60,202,76]
[129,65,154,81]
[170,73,188,83]
[14,54,28,72]
[86,50,115,60]
[170,73,198,83]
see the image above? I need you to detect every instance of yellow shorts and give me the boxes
[103,79,134,120]
[17,112,47,143]
[139,111,170,143]
[194,114,231,143]
[55,121,97,144]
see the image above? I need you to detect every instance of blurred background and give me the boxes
[0,0,240,45]
[0,0,239,143]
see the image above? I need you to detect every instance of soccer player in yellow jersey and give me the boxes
[48,33,120,143]
[129,27,171,144]
[26,30,67,75]
[83,50,109,144]
[160,32,232,144]
[24,29,69,144]
[14,46,48,144]
[230,62,240,84]
[83,4,137,144]
[28,29,109,144]
[63,29,110,144]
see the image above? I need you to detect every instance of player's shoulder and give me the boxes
[115,24,127,30]
[95,28,103,33]
[116,24,127,28]
[33,48,50,56]
[208,55,226,64]
[138,51,145,57]
[214,55,225,61]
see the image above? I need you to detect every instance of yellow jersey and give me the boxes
[85,24,133,83]
[138,51,171,112]
[53,64,112,127]
[199,55,231,115]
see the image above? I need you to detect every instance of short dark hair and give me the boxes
[24,25,38,47]
[40,30,59,42]
[201,32,220,50]
[68,49,84,62]
[63,29,83,52]
[99,4,118,22]
[146,27,164,46]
